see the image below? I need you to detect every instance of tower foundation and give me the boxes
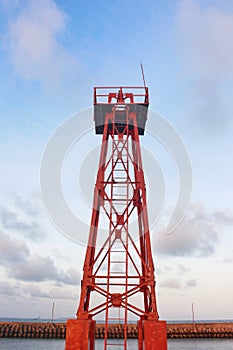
[65,319,95,350]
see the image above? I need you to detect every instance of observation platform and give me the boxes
[93,86,149,135]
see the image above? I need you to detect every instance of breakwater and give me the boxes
[0,322,233,339]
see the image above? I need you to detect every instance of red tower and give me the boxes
[65,87,167,350]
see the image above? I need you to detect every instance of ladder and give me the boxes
[104,131,130,350]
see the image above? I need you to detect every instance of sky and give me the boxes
[0,0,233,321]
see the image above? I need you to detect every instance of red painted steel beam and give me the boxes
[66,87,167,350]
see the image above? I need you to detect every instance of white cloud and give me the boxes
[0,281,21,296]
[0,281,77,300]
[185,278,197,288]
[4,0,78,89]
[176,1,233,128]
[159,277,197,290]
[12,255,59,282]
[160,278,181,289]
[11,254,81,284]
[177,1,233,76]
[154,204,233,256]
[0,230,29,263]
[48,287,77,300]
[177,264,190,274]
[0,204,45,240]
[27,284,77,300]
[0,230,80,285]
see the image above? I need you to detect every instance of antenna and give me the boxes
[140,61,146,88]
[51,301,55,323]
[192,302,195,329]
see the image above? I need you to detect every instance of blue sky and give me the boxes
[0,0,233,320]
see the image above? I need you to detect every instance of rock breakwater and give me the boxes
[0,322,232,339]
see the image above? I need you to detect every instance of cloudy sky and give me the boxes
[0,0,233,321]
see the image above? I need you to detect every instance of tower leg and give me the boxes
[142,320,167,350]
[65,319,96,350]
[137,319,143,350]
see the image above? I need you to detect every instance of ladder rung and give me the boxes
[112,197,129,200]
[111,250,126,253]
[97,282,138,286]
[108,186,127,189]
[94,275,140,278]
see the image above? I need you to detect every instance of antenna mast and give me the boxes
[140,62,146,88]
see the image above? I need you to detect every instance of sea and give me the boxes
[0,318,232,350]
[0,338,232,350]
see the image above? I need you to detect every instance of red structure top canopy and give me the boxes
[94,86,149,135]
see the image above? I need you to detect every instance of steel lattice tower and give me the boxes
[65,87,167,350]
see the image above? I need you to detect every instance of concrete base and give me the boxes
[138,320,167,350]
[65,319,96,350]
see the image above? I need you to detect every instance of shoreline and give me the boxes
[0,321,233,339]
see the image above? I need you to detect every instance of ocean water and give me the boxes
[0,338,232,350]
